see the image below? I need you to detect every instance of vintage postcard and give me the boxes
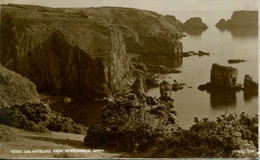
[0,0,259,159]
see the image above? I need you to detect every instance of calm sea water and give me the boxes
[51,11,258,129]
[147,11,258,128]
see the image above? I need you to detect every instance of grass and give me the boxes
[0,125,120,158]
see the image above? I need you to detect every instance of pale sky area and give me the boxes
[1,0,259,12]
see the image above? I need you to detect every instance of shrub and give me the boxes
[0,102,87,134]
[84,94,178,153]
[145,113,258,158]
[85,95,258,158]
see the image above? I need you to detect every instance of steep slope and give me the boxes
[1,4,184,98]
[0,65,40,107]
[1,4,131,98]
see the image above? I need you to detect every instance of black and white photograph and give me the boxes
[0,0,259,159]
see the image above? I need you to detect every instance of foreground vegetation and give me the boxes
[84,94,258,158]
[0,102,87,134]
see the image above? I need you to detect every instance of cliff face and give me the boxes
[0,65,40,107]
[1,4,131,98]
[81,7,184,55]
[216,11,258,29]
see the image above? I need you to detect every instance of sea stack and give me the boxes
[210,63,238,89]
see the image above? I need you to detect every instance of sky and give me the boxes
[1,0,259,12]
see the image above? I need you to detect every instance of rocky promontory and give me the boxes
[216,11,258,29]
[0,4,185,99]
[82,7,184,56]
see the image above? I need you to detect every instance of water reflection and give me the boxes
[50,100,105,127]
[210,90,237,108]
[184,28,206,36]
[229,28,258,38]
[216,27,258,38]
[244,91,258,102]
[142,56,183,68]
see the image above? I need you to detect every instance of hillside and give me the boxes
[0,65,39,107]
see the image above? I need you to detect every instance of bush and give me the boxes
[84,94,178,153]
[0,102,87,134]
[84,95,258,158]
[145,113,258,158]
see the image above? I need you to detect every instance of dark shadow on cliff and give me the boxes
[140,56,183,68]
[244,91,258,103]
[209,90,237,108]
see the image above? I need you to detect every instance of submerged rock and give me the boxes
[198,50,210,56]
[228,59,246,64]
[198,83,211,91]
[182,50,209,57]
[172,81,184,92]
[244,75,258,94]
[63,97,71,103]
[147,65,181,74]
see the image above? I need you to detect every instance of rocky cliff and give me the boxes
[1,4,185,98]
[80,7,184,55]
[1,4,131,98]
[0,65,40,107]
[216,11,258,29]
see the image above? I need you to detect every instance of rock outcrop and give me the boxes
[228,59,246,64]
[81,7,184,56]
[215,19,227,28]
[244,75,258,94]
[210,63,238,89]
[0,65,40,107]
[115,24,142,54]
[1,4,131,98]
[183,50,210,57]
[0,4,185,98]
[159,80,173,102]
[198,63,239,92]
[216,11,258,29]
[183,17,208,34]
[172,81,184,92]
[131,77,145,98]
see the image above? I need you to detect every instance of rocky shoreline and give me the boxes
[0,4,258,158]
